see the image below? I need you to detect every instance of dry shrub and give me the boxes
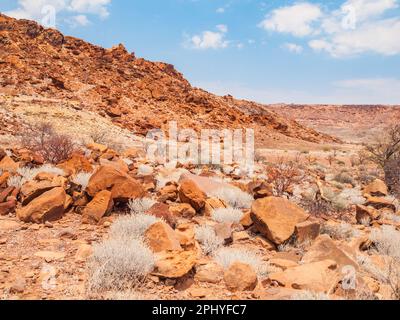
[267,157,304,197]
[211,207,244,224]
[20,122,75,164]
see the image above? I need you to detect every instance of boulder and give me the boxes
[268,260,339,292]
[20,176,66,205]
[82,190,113,224]
[0,148,6,161]
[0,156,19,173]
[58,153,93,176]
[0,186,14,203]
[365,196,396,212]
[152,250,197,278]
[146,203,177,228]
[169,203,196,219]
[224,262,258,292]
[0,171,10,187]
[295,220,320,243]
[251,197,309,245]
[203,197,227,216]
[144,221,182,253]
[16,187,66,223]
[0,198,16,216]
[301,235,358,270]
[240,211,253,227]
[178,179,206,212]
[99,158,129,173]
[158,183,178,202]
[195,262,224,284]
[87,143,108,153]
[86,165,145,202]
[364,179,388,197]
[247,181,274,199]
[356,205,380,225]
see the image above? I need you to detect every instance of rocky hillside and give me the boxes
[266,104,400,144]
[0,13,338,146]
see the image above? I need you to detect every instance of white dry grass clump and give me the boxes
[291,291,331,300]
[195,225,224,255]
[71,172,93,191]
[7,175,24,188]
[208,187,254,209]
[137,164,154,176]
[384,213,400,224]
[7,164,66,188]
[370,225,400,259]
[122,158,133,166]
[212,207,244,224]
[110,213,160,241]
[213,247,271,278]
[128,198,157,215]
[87,238,155,292]
[321,222,360,241]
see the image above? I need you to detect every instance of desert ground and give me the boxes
[1,13,400,301]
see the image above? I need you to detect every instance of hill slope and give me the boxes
[0,14,338,146]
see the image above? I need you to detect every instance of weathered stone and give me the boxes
[364,179,388,197]
[195,263,224,284]
[152,250,197,279]
[82,190,113,224]
[224,262,258,292]
[251,197,309,245]
[16,187,66,223]
[295,220,321,243]
[169,203,196,219]
[86,165,145,202]
[144,221,182,253]
[356,205,380,225]
[178,179,206,212]
[268,260,339,292]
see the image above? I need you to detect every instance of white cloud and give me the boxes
[259,2,323,37]
[216,7,225,14]
[310,18,400,57]
[70,14,90,27]
[69,0,111,19]
[187,25,229,50]
[283,43,303,54]
[261,0,400,57]
[5,0,111,26]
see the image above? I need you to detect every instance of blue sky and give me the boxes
[1,0,400,104]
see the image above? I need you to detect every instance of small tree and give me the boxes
[366,124,400,196]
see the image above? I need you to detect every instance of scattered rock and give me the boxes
[169,203,196,219]
[251,197,309,245]
[268,260,339,292]
[34,251,66,262]
[144,221,182,253]
[195,262,224,284]
[75,244,93,262]
[365,196,396,212]
[356,205,380,225]
[301,235,359,270]
[0,156,19,172]
[178,179,206,212]
[82,190,113,224]
[153,250,197,279]
[224,262,258,292]
[16,187,66,223]
[364,179,388,197]
[295,220,321,243]
[86,165,146,202]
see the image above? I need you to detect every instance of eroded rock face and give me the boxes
[16,187,66,223]
[178,179,206,212]
[251,197,309,245]
[86,165,145,202]
[223,262,258,292]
